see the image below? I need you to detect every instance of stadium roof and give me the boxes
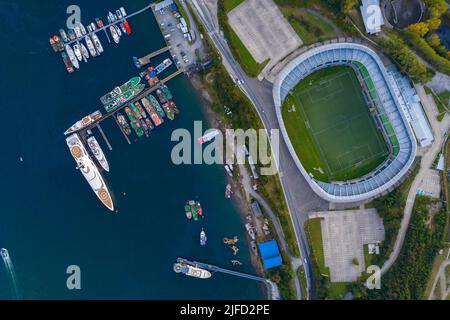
[258,240,282,269]
[273,42,417,203]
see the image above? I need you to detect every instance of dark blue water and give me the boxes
[0,0,263,299]
[436,23,450,50]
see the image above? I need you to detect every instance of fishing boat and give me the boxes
[140,119,150,137]
[124,20,132,34]
[61,52,74,73]
[162,103,175,120]
[92,33,104,54]
[155,58,173,74]
[142,99,162,126]
[198,129,220,144]
[85,35,97,57]
[169,101,180,114]
[87,136,110,172]
[184,204,192,219]
[131,120,144,137]
[125,107,136,122]
[145,118,154,130]
[65,110,102,135]
[65,44,79,69]
[68,29,76,40]
[117,113,131,136]
[130,103,143,120]
[151,99,165,118]
[187,200,199,221]
[66,134,114,211]
[73,44,83,61]
[110,26,120,44]
[156,85,173,103]
[59,29,69,42]
[95,18,103,28]
[80,43,89,59]
[120,7,127,17]
[148,94,162,111]
[200,229,207,246]
[135,101,147,118]
[100,77,144,112]
[173,263,211,279]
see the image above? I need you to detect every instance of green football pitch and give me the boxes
[281,65,389,182]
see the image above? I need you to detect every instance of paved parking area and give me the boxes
[310,209,385,282]
[153,5,203,69]
[417,169,441,198]
[227,0,302,64]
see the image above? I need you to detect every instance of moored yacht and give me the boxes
[87,136,110,172]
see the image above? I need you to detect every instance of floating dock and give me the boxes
[134,46,171,68]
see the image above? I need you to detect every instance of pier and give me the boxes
[135,46,171,68]
[64,3,153,46]
[176,258,280,299]
[96,123,113,151]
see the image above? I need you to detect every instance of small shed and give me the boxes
[258,240,282,269]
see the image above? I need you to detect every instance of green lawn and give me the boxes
[282,66,389,182]
[223,0,245,12]
[226,26,269,77]
[280,7,336,45]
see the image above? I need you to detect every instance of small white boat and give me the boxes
[85,36,97,57]
[74,26,82,38]
[200,229,207,246]
[73,44,83,61]
[245,223,256,241]
[110,26,120,44]
[120,7,127,17]
[87,25,92,33]
[80,43,89,59]
[92,33,104,53]
[116,9,123,20]
[114,24,122,37]
[198,129,220,144]
[65,44,79,69]
[90,22,97,31]
[79,23,87,35]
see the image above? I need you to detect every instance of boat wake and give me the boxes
[1,249,21,299]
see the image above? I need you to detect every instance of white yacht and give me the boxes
[87,136,110,172]
[66,134,114,211]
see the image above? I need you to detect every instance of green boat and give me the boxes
[125,107,136,122]
[148,94,165,118]
[101,77,145,112]
[130,103,143,119]
[162,102,175,120]
[117,113,132,136]
[130,120,144,137]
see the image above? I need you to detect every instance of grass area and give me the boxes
[279,7,336,45]
[304,217,350,299]
[218,1,269,77]
[445,138,450,242]
[174,0,190,29]
[297,265,308,300]
[281,66,389,182]
[304,218,327,275]
[425,87,449,121]
[223,0,245,12]
[424,246,449,299]
[363,244,375,267]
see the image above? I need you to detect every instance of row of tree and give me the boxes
[379,35,433,83]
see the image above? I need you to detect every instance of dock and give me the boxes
[176,258,280,300]
[64,3,153,46]
[135,46,171,68]
[96,123,112,151]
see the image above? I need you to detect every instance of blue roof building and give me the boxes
[258,240,282,269]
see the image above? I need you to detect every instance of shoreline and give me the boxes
[188,74,268,297]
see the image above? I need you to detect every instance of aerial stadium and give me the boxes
[273,42,417,203]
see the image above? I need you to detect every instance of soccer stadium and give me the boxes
[273,43,417,203]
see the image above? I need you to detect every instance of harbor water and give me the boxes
[0,0,264,299]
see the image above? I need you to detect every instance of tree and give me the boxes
[426,33,441,47]
[426,17,441,30]
[342,0,359,14]
[352,258,360,266]
[407,22,429,37]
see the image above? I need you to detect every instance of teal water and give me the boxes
[0,0,264,299]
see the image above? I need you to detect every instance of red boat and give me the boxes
[124,20,132,34]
